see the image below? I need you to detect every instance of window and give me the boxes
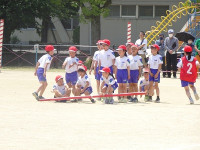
[139,6,153,17]
[109,5,120,17]
[155,6,169,17]
[61,18,79,30]
[122,5,136,17]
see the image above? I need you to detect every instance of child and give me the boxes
[53,75,71,102]
[75,65,95,103]
[139,68,150,102]
[100,67,118,104]
[177,45,200,104]
[148,44,163,103]
[32,45,55,100]
[126,42,134,57]
[114,45,130,103]
[128,44,143,102]
[62,46,79,96]
[89,40,103,99]
[98,39,115,75]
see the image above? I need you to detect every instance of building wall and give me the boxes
[80,0,189,47]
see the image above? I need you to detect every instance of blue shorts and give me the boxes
[95,67,101,81]
[104,82,118,91]
[117,69,128,83]
[100,66,114,76]
[129,70,139,83]
[181,80,194,87]
[37,68,46,82]
[65,71,78,85]
[81,87,93,94]
[149,69,160,82]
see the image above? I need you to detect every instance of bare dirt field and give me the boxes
[0,68,200,150]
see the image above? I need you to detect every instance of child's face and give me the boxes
[69,51,76,57]
[132,47,138,56]
[49,50,54,56]
[102,72,109,78]
[143,72,149,79]
[127,46,132,54]
[78,71,85,77]
[97,44,103,50]
[57,78,64,86]
[151,48,157,55]
[117,49,125,57]
[103,44,109,51]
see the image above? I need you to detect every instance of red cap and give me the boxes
[143,68,149,73]
[78,65,87,71]
[126,42,134,46]
[78,60,83,64]
[184,45,192,52]
[69,46,78,52]
[151,44,160,51]
[131,44,138,49]
[55,75,63,82]
[45,45,55,52]
[96,40,103,45]
[102,39,110,46]
[100,67,111,73]
[116,45,126,51]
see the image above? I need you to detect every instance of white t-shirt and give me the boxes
[93,50,100,67]
[135,39,147,55]
[148,54,163,69]
[114,56,130,69]
[77,74,91,88]
[38,54,52,70]
[98,49,115,67]
[100,75,116,85]
[64,56,79,73]
[177,56,199,68]
[126,52,132,57]
[53,83,67,95]
[139,77,149,87]
[128,55,143,70]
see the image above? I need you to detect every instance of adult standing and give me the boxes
[155,34,166,78]
[194,38,200,64]
[164,29,179,78]
[135,31,148,67]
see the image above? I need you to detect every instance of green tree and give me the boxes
[78,0,112,47]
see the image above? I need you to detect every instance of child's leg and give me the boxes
[65,88,71,97]
[184,86,194,104]
[72,85,76,95]
[133,83,138,98]
[189,84,199,100]
[154,82,159,97]
[118,83,123,94]
[148,81,154,101]
[122,83,127,98]
[39,81,48,97]
[96,80,100,94]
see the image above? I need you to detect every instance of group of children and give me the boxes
[32,39,200,105]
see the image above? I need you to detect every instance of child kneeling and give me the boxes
[74,66,95,103]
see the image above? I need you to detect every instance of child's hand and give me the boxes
[43,72,46,77]
[80,89,84,94]
[89,70,92,75]
[154,73,158,78]
[150,72,154,77]
[34,72,37,76]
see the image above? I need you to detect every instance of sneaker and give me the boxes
[173,76,177,79]
[96,97,101,101]
[38,96,45,100]
[128,97,135,102]
[119,98,127,103]
[144,95,149,102]
[56,100,67,103]
[146,97,152,102]
[155,97,160,103]
[77,99,82,102]
[32,92,39,101]
[91,99,96,103]
[71,99,78,103]
[101,98,105,102]
[133,97,138,103]
[194,93,199,100]
[105,98,109,104]
[190,99,194,104]
[109,98,114,104]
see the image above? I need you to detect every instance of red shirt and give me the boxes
[180,56,197,82]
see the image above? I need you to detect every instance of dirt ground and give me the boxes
[0,68,200,150]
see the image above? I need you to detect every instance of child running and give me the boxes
[128,44,143,102]
[53,75,71,102]
[148,44,163,103]
[114,45,130,103]
[177,45,200,104]
[98,39,115,75]
[75,65,95,103]
[62,46,79,96]
[139,68,150,101]
[89,40,103,99]
[100,67,118,104]
[32,45,55,100]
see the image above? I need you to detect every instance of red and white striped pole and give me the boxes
[0,19,4,72]
[127,22,131,43]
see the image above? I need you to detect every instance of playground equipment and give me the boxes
[146,0,198,46]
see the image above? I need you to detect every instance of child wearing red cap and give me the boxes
[62,46,79,96]
[98,39,115,75]
[139,68,150,101]
[177,46,200,104]
[32,45,55,100]
[128,44,143,102]
[53,75,71,102]
[147,44,163,103]
[114,45,130,103]
[126,42,134,57]
[100,67,118,104]
[75,65,95,103]
[89,40,103,99]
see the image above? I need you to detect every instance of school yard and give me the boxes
[0,68,200,150]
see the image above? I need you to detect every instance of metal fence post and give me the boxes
[34,44,39,65]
